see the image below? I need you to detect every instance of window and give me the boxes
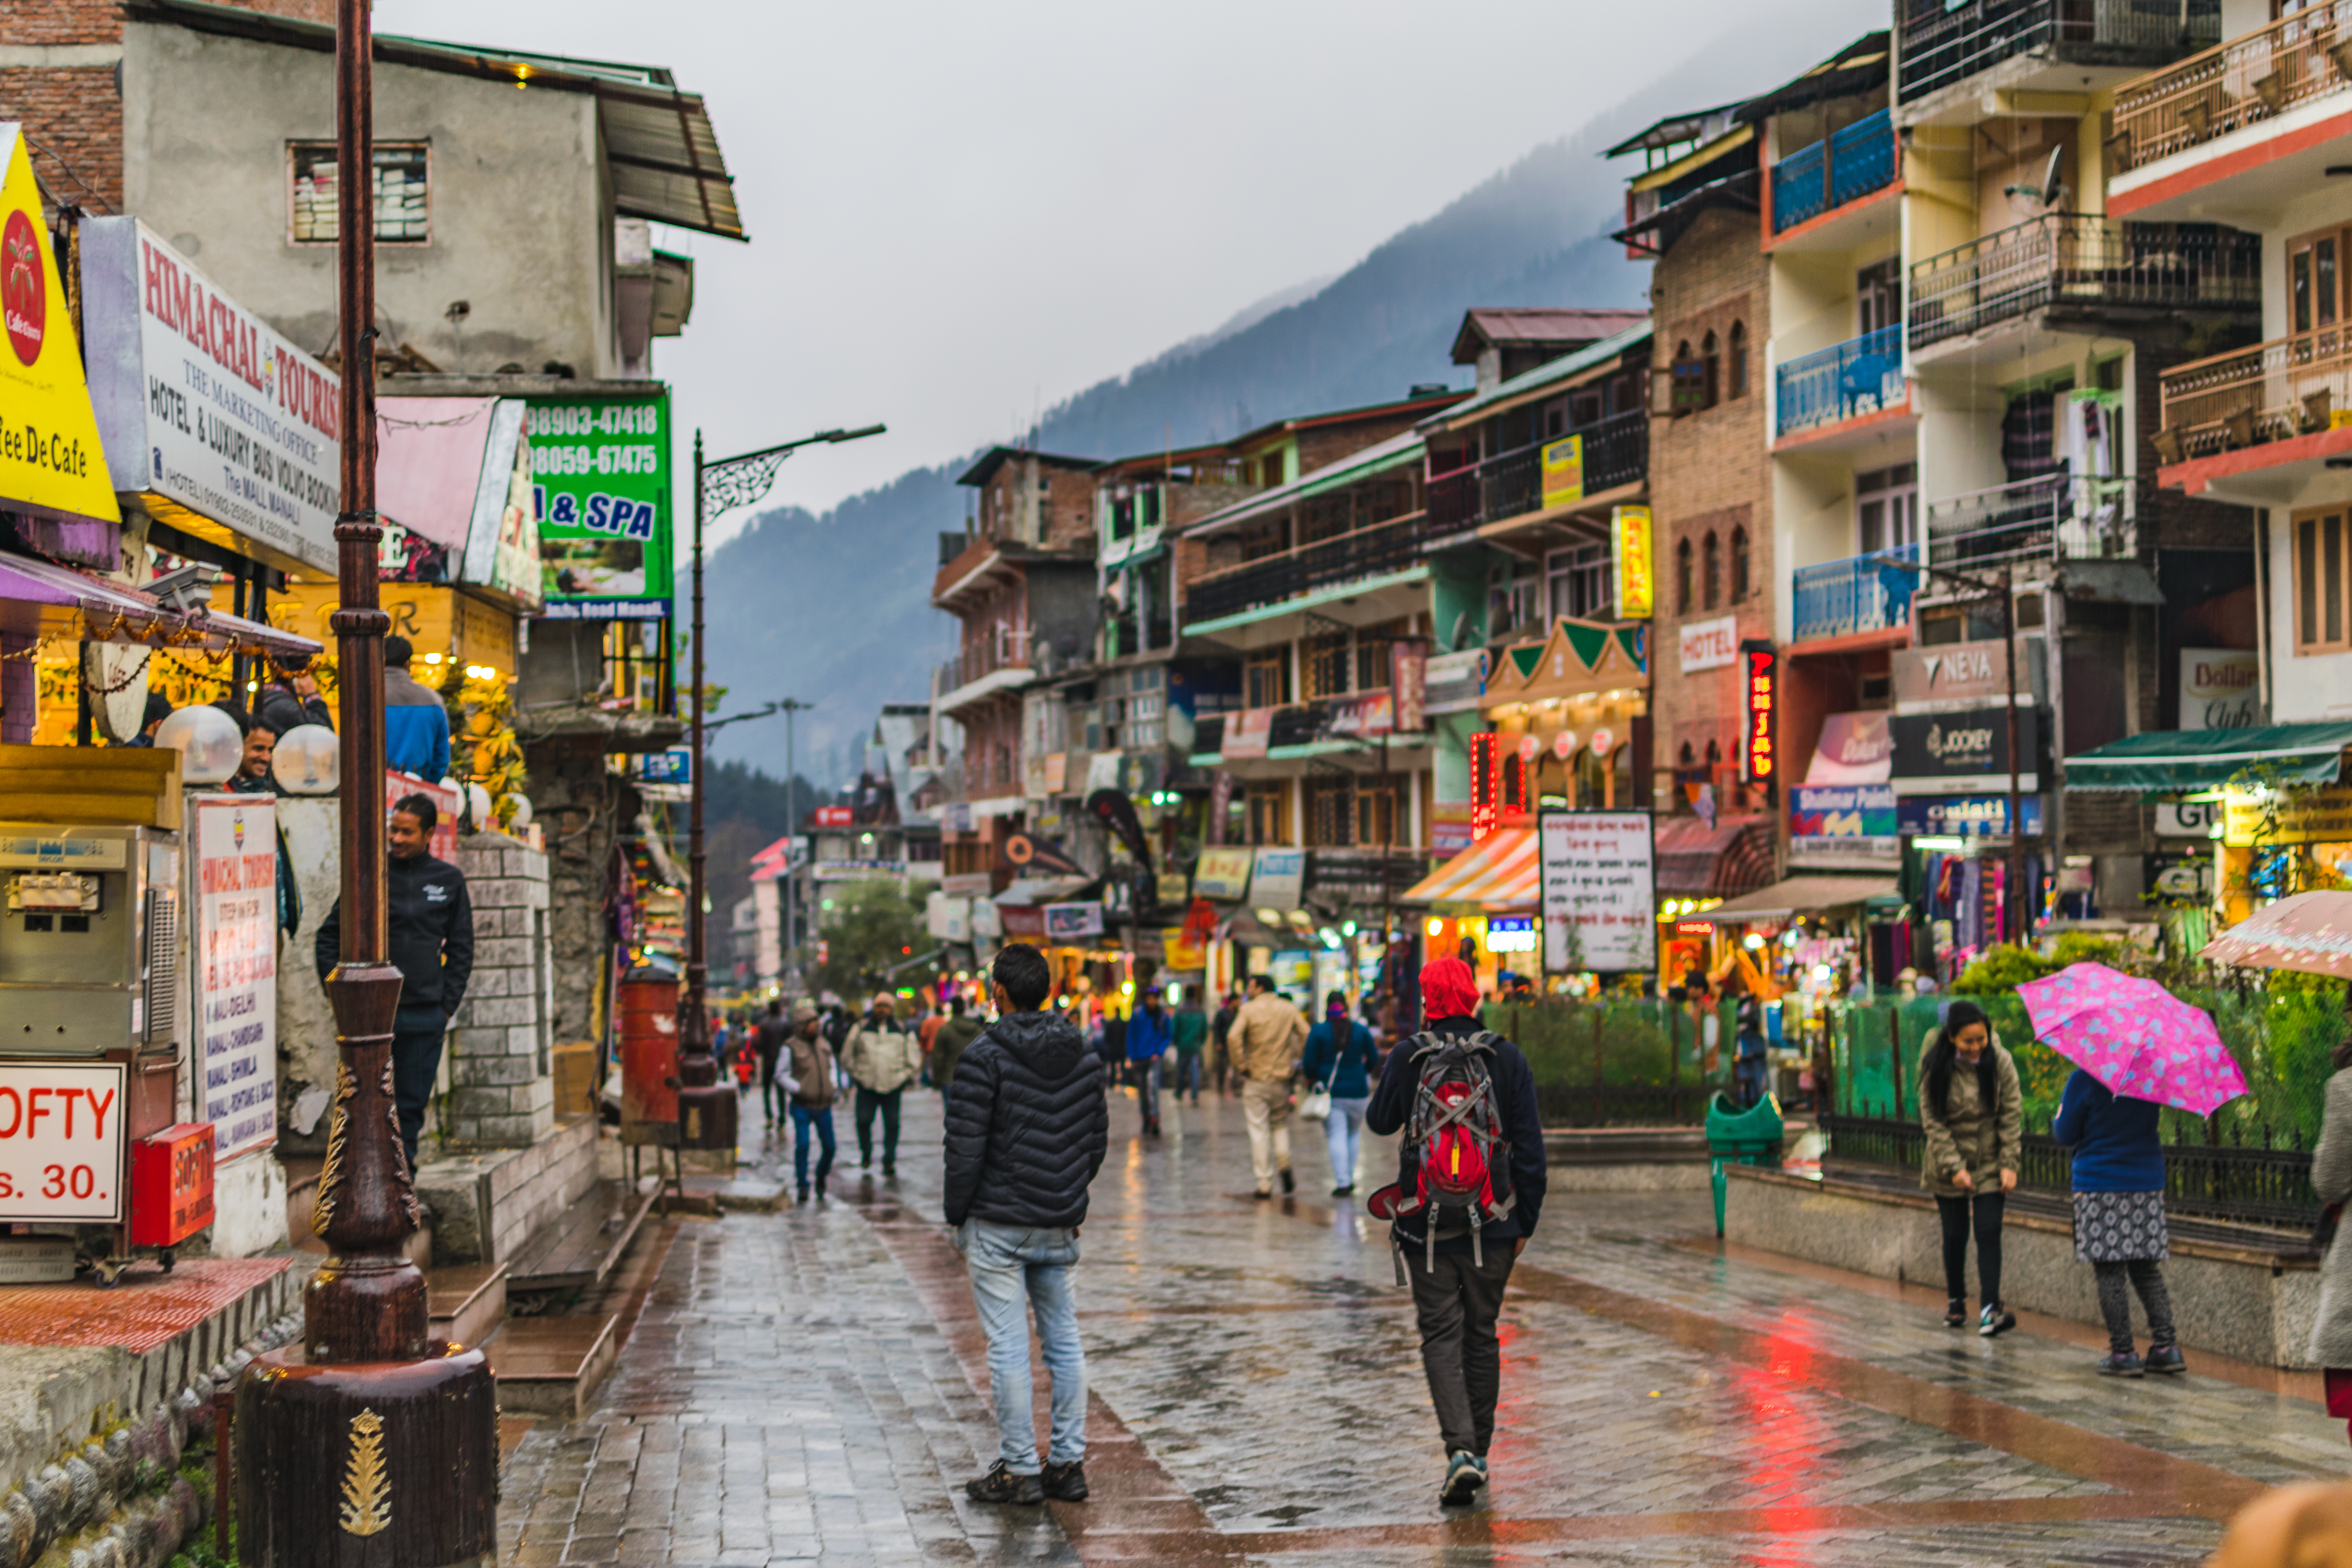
[1676,538,1694,614]
[2290,225,2347,336]
[1491,557,1541,637]
[1302,631,1351,700]
[290,143,429,244]
[1548,543,1614,620]
[1730,526,1751,602]
[1857,463,1919,557]
[1244,652,1290,709]
[1354,619,1405,691]
[1700,331,1722,410]
[1727,322,1748,399]
[1671,340,1707,414]
[1245,782,1291,845]
[2296,506,2350,654]
[1702,530,1721,611]
[1857,258,1900,336]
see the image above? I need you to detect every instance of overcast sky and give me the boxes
[377,0,1880,540]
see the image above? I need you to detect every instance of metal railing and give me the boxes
[2157,326,2352,464]
[1771,108,1898,232]
[936,625,1030,700]
[1775,325,1905,439]
[1820,1114,2319,1228]
[1910,216,2260,347]
[1898,0,2220,106]
[1791,548,1922,644]
[2114,1,2352,171]
[1926,473,2139,567]
[1185,513,1426,624]
[1424,411,1649,540]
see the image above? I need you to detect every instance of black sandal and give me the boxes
[1945,1298,1967,1328]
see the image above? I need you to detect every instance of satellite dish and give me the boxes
[1449,610,1475,653]
[2003,145,2067,212]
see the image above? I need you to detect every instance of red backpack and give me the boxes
[1372,1031,1515,1278]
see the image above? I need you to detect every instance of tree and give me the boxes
[807,879,928,1002]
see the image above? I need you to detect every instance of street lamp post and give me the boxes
[686,427,883,1051]
[234,4,498,1562]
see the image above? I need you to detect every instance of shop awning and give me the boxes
[0,553,321,658]
[1655,813,1775,896]
[2064,724,2352,792]
[1700,874,1899,922]
[1399,828,1538,912]
[376,397,540,608]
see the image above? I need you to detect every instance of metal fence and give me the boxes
[1909,216,2259,348]
[1898,0,2219,105]
[1775,325,1905,439]
[1771,108,1898,233]
[1791,549,1922,644]
[1424,412,1648,541]
[1481,996,1733,1128]
[1925,473,2140,568]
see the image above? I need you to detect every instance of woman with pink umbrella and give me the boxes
[2023,961,2248,1377]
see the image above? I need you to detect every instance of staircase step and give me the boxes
[427,1261,510,1351]
[508,1178,657,1294]
[485,1314,619,1418]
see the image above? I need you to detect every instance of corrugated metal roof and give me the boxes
[1452,309,1648,364]
[1418,321,1653,436]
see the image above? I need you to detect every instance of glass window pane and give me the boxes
[2323,240,2340,327]
[2297,249,2315,335]
[2303,518,2321,645]
[2330,515,2346,645]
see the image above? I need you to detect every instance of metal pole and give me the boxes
[784,700,795,986]
[687,431,708,1052]
[2002,564,2024,944]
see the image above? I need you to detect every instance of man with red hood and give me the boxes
[1365,956,1546,1508]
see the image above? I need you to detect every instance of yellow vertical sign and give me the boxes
[1613,505,1653,619]
[0,127,119,528]
[1540,433,1584,507]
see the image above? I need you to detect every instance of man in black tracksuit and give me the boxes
[316,792,475,1174]
[942,942,1108,1508]
[1365,956,1545,1509]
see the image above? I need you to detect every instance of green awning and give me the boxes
[2063,724,2352,793]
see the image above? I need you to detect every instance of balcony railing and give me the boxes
[1897,0,2220,106]
[1909,215,2259,348]
[1185,514,1425,625]
[1926,473,2139,568]
[1770,109,1898,233]
[1775,326,1904,439]
[2115,3,2352,172]
[936,626,1031,701]
[1791,549,1922,644]
[1425,410,1649,540]
[2157,326,2352,465]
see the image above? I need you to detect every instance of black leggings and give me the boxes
[1936,1192,2005,1307]
[2092,1259,2175,1354]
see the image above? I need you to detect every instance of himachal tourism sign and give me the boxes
[0,126,120,531]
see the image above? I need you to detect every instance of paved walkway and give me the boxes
[498,1081,2352,1566]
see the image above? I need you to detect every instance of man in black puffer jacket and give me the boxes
[943,942,1107,1509]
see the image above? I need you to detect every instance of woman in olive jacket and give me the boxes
[2306,1034,2352,1444]
[1919,998,2024,1337]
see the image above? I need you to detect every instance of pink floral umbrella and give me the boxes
[2014,962,2247,1116]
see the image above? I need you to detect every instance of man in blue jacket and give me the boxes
[382,635,452,783]
[1126,988,1172,1138]
[1366,956,1546,1509]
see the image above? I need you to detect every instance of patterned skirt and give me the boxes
[2072,1189,2169,1263]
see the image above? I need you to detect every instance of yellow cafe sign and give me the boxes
[0,125,119,529]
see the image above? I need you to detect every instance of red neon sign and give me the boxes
[1741,641,1777,786]
[1468,732,1500,843]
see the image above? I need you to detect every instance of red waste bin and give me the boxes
[618,969,684,1143]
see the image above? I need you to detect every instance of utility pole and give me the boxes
[780,696,813,990]
[234,5,498,1560]
[689,427,883,1043]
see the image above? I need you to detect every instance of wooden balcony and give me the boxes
[2157,327,2352,465]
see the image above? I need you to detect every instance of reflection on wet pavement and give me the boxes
[497,1083,2346,1566]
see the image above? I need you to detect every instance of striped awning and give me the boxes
[1399,828,1538,912]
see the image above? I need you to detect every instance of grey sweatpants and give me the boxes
[1405,1245,1517,1456]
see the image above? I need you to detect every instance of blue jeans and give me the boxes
[790,1103,836,1193]
[1324,1095,1369,1189]
[961,1220,1086,1471]
[1736,1054,1767,1108]
[1172,1051,1203,1099]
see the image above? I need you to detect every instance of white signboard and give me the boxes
[1250,847,1306,911]
[0,1061,128,1223]
[1539,811,1657,974]
[80,219,341,572]
[1044,902,1105,942]
[926,891,971,943]
[1680,615,1739,673]
[192,796,279,1162]
[2179,648,2259,731]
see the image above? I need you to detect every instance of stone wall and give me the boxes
[446,831,555,1149]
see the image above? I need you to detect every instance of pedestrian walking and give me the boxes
[931,995,984,1100]
[380,635,452,784]
[1127,988,1172,1136]
[1365,956,1545,1507]
[1210,988,1243,1097]
[785,1002,838,1203]
[1731,979,1769,1109]
[751,998,794,1129]
[918,999,945,1087]
[314,792,473,1176]
[1919,999,2022,1337]
[2308,1031,2352,1443]
[1303,991,1379,1197]
[1231,975,1307,1197]
[844,993,922,1176]
[1171,991,1207,1105]
[2052,1065,2183,1376]
[943,943,1109,1506]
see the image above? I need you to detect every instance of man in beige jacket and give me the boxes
[844,993,924,1176]
[1231,975,1307,1197]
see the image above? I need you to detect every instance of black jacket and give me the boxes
[942,1009,1107,1230]
[254,682,332,739]
[314,851,475,1019]
[1365,1015,1547,1252]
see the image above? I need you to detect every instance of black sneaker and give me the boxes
[1279,1168,1296,1195]
[1040,1460,1088,1501]
[1978,1304,2016,1339]
[796,1187,810,1205]
[1438,1448,1485,1506]
[965,1461,1044,1504]
[2097,1350,2145,1378]
[1944,1298,1967,1329]
[2145,1343,2187,1375]
[1332,1185,1354,1198]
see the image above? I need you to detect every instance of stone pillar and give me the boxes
[443,831,554,1148]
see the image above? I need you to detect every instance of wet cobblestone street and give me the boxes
[497,1088,2352,1566]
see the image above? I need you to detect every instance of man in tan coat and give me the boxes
[1231,975,1307,1197]
[844,993,925,1176]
